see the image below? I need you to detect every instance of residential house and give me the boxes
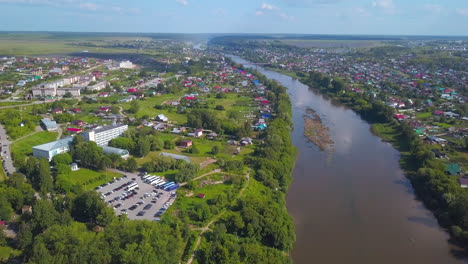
[40,118,58,131]
[446,163,461,175]
[156,114,169,122]
[179,140,193,148]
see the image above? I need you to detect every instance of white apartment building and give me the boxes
[83,124,128,146]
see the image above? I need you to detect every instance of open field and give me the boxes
[280,39,383,49]
[416,112,433,119]
[11,131,58,160]
[64,168,123,190]
[0,33,152,56]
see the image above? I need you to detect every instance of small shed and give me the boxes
[70,163,79,171]
[197,193,206,199]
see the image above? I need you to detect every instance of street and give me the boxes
[0,123,16,176]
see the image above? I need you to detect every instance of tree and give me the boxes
[108,137,135,151]
[0,197,13,221]
[128,100,140,114]
[135,135,151,157]
[32,200,59,234]
[211,145,220,155]
[126,158,138,172]
[151,137,164,151]
[38,158,53,194]
[17,223,33,250]
[55,163,71,176]
[55,174,72,193]
[72,191,108,224]
[189,143,200,154]
[215,105,225,111]
[24,156,38,179]
[51,153,72,166]
[164,140,175,150]
[175,163,199,183]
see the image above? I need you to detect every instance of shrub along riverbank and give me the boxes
[194,63,297,263]
[299,70,468,250]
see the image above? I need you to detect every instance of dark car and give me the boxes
[143,204,152,210]
[137,211,146,216]
[129,205,138,211]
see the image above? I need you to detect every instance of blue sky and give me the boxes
[0,0,467,35]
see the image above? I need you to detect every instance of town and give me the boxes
[0,36,294,264]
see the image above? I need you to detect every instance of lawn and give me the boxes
[64,168,123,190]
[371,123,410,152]
[435,122,453,129]
[416,112,432,119]
[11,131,58,160]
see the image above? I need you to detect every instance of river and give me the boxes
[229,55,467,264]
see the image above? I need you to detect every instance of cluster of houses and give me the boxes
[236,42,468,186]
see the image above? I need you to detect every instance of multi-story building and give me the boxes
[119,61,134,69]
[87,81,108,91]
[83,124,128,146]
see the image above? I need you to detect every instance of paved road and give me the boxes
[0,123,16,176]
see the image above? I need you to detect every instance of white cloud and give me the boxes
[372,0,393,9]
[279,12,295,20]
[261,2,279,10]
[423,4,443,14]
[255,10,264,16]
[212,8,226,16]
[456,8,468,16]
[0,0,137,14]
[355,7,370,17]
[79,2,98,11]
[176,0,188,6]
[372,0,395,13]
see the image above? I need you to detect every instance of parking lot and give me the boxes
[95,173,177,221]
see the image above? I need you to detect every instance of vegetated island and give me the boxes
[303,107,334,151]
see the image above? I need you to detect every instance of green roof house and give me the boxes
[446,163,461,175]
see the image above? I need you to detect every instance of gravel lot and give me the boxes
[95,173,176,221]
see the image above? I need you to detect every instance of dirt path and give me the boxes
[179,169,222,187]
[186,172,250,264]
[118,106,127,118]
[10,126,42,143]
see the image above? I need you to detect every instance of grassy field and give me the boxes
[435,122,453,129]
[11,131,58,160]
[0,31,160,56]
[0,101,28,107]
[416,112,432,119]
[64,168,123,190]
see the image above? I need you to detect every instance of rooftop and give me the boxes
[33,137,73,152]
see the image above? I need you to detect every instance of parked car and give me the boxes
[137,211,146,216]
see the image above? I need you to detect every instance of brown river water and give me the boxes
[230,55,468,264]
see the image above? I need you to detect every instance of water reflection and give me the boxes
[229,55,467,264]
